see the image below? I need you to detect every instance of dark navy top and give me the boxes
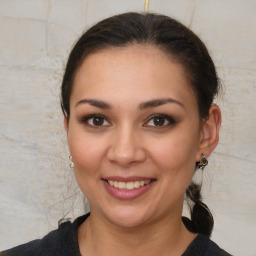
[1,213,232,256]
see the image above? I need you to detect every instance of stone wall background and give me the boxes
[0,1,255,255]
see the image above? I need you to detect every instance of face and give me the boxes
[66,44,204,228]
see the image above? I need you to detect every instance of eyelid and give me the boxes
[78,114,111,127]
[143,113,176,128]
[78,113,176,128]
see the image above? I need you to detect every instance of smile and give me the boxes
[103,177,156,200]
[107,180,150,190]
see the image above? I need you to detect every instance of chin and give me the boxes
[102,205,152,229]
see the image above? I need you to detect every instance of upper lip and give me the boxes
[102,176,156,182]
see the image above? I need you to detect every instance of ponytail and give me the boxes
[183,182,214,237]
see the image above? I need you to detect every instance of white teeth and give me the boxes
[118,182,126,189]
[107,180,151,190]
[126,182,134,190]
[114,181,119,188]
[134,181,140,188]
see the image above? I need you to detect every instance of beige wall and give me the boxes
[0,1,255,255]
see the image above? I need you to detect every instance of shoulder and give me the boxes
[1,214,88,256]
[183,234,232,256]
[1,239,42,256]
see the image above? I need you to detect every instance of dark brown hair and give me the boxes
[61,12,220,237]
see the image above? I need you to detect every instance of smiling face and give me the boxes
[66,44,204,228]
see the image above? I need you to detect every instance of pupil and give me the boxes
[93,117,103,126]
[153,117,164,126]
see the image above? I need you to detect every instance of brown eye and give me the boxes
[144,114,175,128]
[92,116,105,126]
[152,117,165,126]
[80,114,111,127]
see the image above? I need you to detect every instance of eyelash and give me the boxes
[144,114,176,128]
[79,114,111,127]
[79,113,176,128]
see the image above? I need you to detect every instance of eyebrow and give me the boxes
[75,97,184,110]
[139,98,184,110]
[75,99,111,109]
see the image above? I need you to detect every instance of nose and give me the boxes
[107,126,146,167]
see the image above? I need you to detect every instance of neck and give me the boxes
[78,208,196,256]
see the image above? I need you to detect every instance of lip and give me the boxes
[103,176,154,182]
[102,177,156,200]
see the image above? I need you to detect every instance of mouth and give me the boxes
[102,177,156,200]
[107,180,151,190]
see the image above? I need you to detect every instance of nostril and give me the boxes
[106,130,147,166]
[107,145,147,166]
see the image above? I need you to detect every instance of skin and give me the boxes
[64,44,221,256]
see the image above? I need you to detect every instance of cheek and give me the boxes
[67,126,108,182]
[151,131,199,169]
[149,127,200,192]
[68,133,107,202]
[152,136,198,201]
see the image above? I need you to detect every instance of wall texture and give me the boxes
[0,0,255,255]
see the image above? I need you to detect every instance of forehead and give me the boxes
[72,44,196,106]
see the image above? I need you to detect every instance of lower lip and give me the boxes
[103,180,155,200]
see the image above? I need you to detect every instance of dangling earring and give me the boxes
[198,153,208,171]
[69,155,74,168]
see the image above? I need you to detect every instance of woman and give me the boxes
[1,12,231,256]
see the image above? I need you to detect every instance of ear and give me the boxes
[196,104,221,161]
[64,117,69,132]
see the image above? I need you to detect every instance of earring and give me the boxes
[198,153,208,171]
[69,155,74,168]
